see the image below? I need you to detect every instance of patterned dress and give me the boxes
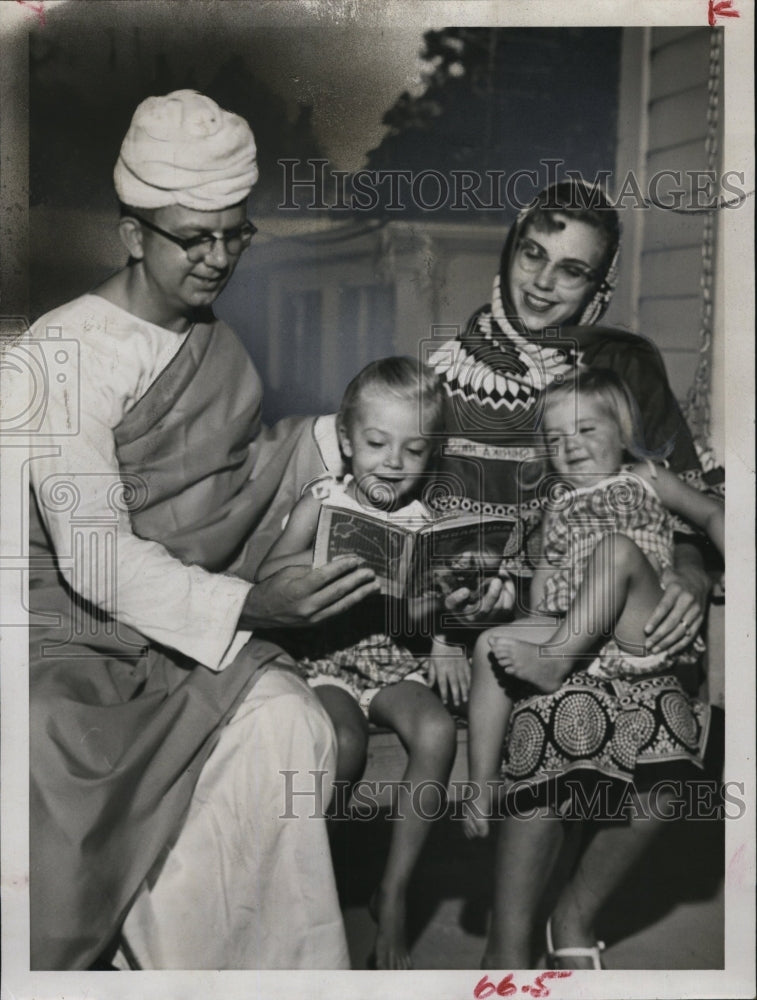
[535,469,698,681]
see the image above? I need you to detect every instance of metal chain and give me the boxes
[683,28,721,467]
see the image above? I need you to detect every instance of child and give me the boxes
[256,356,467,970]
[463,368,724,838]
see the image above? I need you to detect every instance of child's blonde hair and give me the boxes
[541,368,671,462]
[339,356,445,436]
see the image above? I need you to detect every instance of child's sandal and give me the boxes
[546,917,605,970]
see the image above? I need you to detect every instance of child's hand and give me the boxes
[426,636,471,707]
[435,552,487,597]
[443,570,517,623]
[435,550,505,598]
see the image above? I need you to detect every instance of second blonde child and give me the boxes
[464,368,724,838]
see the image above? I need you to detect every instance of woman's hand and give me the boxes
[426,636,471,707]
[645,560,711,655]
[239,556,379,630]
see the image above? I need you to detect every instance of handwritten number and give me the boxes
[530,971,573,998]
[496,974,517,996]
[475,971,571,999]
[530,975,549,999]
[474,976,496,998]
[473,975,517,998]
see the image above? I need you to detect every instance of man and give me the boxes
[27,90,378,970]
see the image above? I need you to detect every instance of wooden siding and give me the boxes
[624,28,720,408]
[615,28,724,707]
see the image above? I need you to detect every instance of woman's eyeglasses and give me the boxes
[515,238,598,289]
[130,214,257,262]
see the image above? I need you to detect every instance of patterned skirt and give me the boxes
[501,671,715,815]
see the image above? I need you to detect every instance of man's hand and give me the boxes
[239,556,379,630]
[645,563,711,655]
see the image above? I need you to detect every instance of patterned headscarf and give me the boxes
[429,180,622,418]
[493,178,621,337]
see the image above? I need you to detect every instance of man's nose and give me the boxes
[205,237,229,268]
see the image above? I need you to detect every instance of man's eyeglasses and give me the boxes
[515,238,598,289]
[130,214,258,262]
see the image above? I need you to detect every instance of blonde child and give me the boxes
[464,368,724,839]
[257,356,469,970]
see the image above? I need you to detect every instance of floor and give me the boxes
[329,759,725,970]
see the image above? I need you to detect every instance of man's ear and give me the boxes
[118,216,145,260]
[337,420,353,458]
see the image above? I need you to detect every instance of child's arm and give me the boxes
[255,491,323,581]
[526,513,551,613]
[425,633,471,707]
[634,464,724,557]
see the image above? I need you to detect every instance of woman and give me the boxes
[429,180,719,968]
[429,179,711,661]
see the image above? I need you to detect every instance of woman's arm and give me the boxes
[631,465,720,654]
[636,465,724,556]
[255,492,322,581]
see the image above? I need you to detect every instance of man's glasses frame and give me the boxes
[129,213,258,261]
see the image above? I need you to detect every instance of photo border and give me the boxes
[1,2,753,998]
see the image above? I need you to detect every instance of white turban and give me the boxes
[114,90,258,210]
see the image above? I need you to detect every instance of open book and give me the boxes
[313,501,520,599]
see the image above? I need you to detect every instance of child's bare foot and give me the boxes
[462,799,490,839]
[489,636,569,693]
[461,779,501,838]
[369,886,412,969]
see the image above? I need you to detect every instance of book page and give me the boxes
[314,504,412,595]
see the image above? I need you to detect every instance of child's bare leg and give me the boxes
[314,684,368,786]
[367,681,457,969]
[493,535,663,689]
[464,629,520,839]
